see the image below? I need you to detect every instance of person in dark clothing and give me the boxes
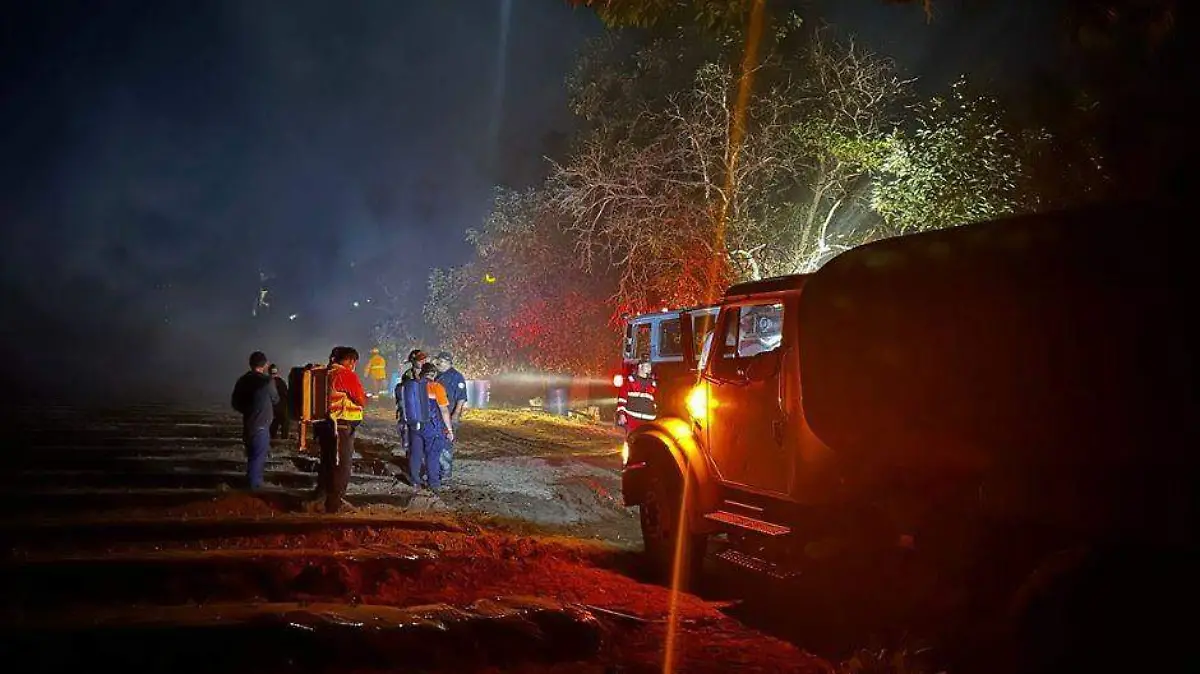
[231,351,279,490]
[433,351,467,480]
[395,349,428,450]
[313,346,367,513]
[267,364,290,440]
[404,362,454,494]
[398,349,428,386]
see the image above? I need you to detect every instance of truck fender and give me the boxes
[621,417,719,533]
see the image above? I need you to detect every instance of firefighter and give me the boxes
[365,348,387,396]
[394,349,428,448]
[399,349,428,386]
[433,351,467,481]
[267,364,290,440]
[398,362,454,493]
[231,351,279,490]
[616,355,657,432]
[313,346,367,513]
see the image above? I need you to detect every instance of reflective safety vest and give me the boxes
[617,374,657,422]
[366,354,387,379]
[328,365,366,422]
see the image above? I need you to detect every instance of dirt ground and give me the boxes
[356,405,641,545]
[0,404,832,673]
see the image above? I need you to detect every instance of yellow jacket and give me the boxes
[366,353,387,379]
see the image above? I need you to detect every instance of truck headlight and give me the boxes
[621,441,630,465]
[686,384,711,423]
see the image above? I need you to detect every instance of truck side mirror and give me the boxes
[743,351,781,383]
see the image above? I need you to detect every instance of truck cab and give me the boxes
[621,278,846,580]
[683,277,838,508]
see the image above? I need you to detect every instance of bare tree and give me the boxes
[783,31,911,272]
[550,28,909,308]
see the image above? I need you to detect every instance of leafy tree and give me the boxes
[870,80,1024,233]
[870,78,1107,234]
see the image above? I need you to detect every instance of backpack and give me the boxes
[399,378,430,428]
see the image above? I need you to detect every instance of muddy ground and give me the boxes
[0,404,842,673]
[356,405,641,546]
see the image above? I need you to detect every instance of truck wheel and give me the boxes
[639,466,706,590]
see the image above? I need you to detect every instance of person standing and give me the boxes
[398,349,427,386]
[231,351,279,490]
[267,364,290,440]
[314,346,367,513]
[395,349,428,449]
[616,355,657,434]
[433,351,467,480]
[400,362,454,494]
[365,348,387,396]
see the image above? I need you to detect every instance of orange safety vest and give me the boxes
[328,365,365,422]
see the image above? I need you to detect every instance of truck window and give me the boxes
[692,311,716,361]
[737,303,783,358]
[634,323,652,361]
[711,303,784,377]
[623,323,634,359]
[658,318,684,358]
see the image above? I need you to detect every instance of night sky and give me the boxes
[0,0,1063,403]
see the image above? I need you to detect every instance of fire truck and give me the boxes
[620,202,1195,670]
[613,305,719,425]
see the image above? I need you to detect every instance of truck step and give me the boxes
[716,549,800,579]
[704,510,791,536]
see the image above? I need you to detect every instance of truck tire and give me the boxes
[639,465,706,590]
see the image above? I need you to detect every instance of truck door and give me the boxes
[704,301,790,494]
[651,314,690,419]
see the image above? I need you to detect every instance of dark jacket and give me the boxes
[271,376,290,419]
[396,366,421,407]
[436,367,468,415]
[231,370,279,433]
